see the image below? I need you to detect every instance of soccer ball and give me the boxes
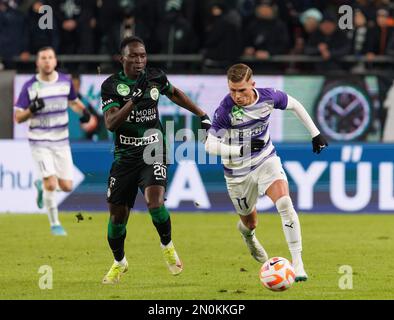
[259,257,295,291]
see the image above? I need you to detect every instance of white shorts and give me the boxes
[31,145,74,181]
[225,156,288,216]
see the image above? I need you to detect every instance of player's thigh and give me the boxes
[107,162,139,209]
[226,174,258,216]
[258,156,289,202]
[53,145,74,182]
[139,162,167,208]
[31,146,56,180]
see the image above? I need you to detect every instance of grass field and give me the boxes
[0,212,393,300]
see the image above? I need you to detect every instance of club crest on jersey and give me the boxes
[117,83,130,96]
[231,105,244,121]
[150,87,160,101]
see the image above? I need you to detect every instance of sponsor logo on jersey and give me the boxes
[237,124,268,139]
[119,133,159,146]
[231,105,244,121]
[126,108,157,123]
[102,98,114,106]
[150,87,160,101]
[117,83,131,96]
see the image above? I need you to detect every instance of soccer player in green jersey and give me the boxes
[101,36,211,284]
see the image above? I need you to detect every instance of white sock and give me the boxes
[237,220,255,237]
[43,189,60,227]
[276,196,303,265]
[161,240,174,249]
[115,256,127,266]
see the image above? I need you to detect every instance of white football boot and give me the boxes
[237,221,269,263]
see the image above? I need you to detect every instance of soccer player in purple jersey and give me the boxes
[205,64,328,281]
[14,47,91,236]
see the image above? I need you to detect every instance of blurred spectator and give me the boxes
[355,0,380,26]
[243,0,290,60]
[96,0,154,55]
[155,1,197,62]
[304,11,351,71]
[72,74,103,141]
[0,0,30,68]
[202,2,242,67]
[293,8,322,54]
[27,1,60,54]
[348,9,369,56]
[47,0,96,54]
[366,8,394,61]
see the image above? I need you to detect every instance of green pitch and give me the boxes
[0,213,393,300]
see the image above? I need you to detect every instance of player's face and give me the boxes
[36,49,57,75]
[121,43,147,78]
[228,78,256,107]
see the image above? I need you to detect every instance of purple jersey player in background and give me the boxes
[205,64,328,282]
[14,47,91,236]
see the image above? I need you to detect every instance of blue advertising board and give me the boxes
[60,142,394,213]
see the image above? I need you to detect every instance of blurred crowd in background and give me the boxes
[2,0,394,72]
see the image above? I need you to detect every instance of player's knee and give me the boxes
[44,183,57,192]
[275,195,297,221]
[146,199,164,210]
[59,181,73,192]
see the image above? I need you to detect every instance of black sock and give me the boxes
[153,217,172,246]
[107,231,127,262]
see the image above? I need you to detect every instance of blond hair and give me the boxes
[227,64,253,83]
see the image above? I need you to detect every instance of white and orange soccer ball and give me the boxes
[259,257,296,291]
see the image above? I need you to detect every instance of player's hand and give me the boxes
[199,114,212,143]
[79,108,91,123]
[130,70,148,104]
[240,139,266,156]
[28,96,45,113]
[200,114,211,131]
[312,134,328,154]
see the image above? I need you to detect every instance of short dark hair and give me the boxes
[227,64,253,83]
[120,36,145,54]
[37,46,57,57]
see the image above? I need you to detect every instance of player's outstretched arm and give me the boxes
[286,94,328,154]
[205,133,242,159]
[69,98,91,123]
[166,86,211,133]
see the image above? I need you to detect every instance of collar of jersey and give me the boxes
[118,71,137,85]
[241,88,260,109]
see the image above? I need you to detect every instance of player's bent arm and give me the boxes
[205,133,242,159]
[104,101,135,132]
[69,98,86,114]
[14,108,32,124]
[166,86,206,117]
[286,95,320,138]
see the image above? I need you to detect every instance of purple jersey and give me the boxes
[209,88,288,177]
[14,72,77,147]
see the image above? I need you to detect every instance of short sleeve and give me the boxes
[269,88,288,110]
[209,100,231,138]
[15,82,31,109]
[101,78,121,113]
[157,72,173,95]
[68,78,78,101]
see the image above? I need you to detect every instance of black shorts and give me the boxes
[106,160,168,208]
